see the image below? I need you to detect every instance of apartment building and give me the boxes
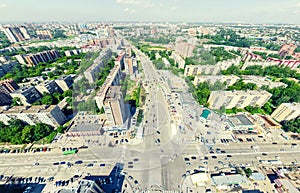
[271,103,300,122]
[2,26,30,43]
[0,79,19,94]
[84,49,112,84]
[0,92,12,106]
[193,75,240,86]
[0,61,18,78]
[171,51,185,69]
[241,75,287,89]
[0,105,66,127]
[124,57,134,75]
[10,86,42,105]
[54,75,73,91]
[184,65,221,77]
[208,90,272,109]
[103,86,127,126]
[36,29,53,39]
[175,37,197,58]
[64,49,80,57]
[241,61,278,70]
[95,64,121,110]
[278,44,297,58]
[35,80,63,95]
[16,50,60,67]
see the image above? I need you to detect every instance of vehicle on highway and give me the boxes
[100,163,106,167]
[53,162,59,165]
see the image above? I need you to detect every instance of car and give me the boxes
[185,162,191,166]
[87,163,93,167]
[272,142,278,144]
[206,189,212,193]
[128,161,133,164]
[133,158,139,162]
[212,156,217,159]
[128,165,133,168]
[156,139,160,143]
[221,150,226,153]
[128,176,133,181]
[184,157,190,161]
[100,163,106,167]
[53,162,59,165]
[134,180,139,185]
[34,162,39,166]
[60,161,66,165]
[262,153,267,156]
[75,160,83,164]
[227,154,232,157]
[156,130,160,134]
[209,151,214,154]
[191,156,197,160]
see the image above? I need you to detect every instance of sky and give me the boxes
[0,0,300,24]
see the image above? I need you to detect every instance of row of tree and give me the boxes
[0,120,53,144]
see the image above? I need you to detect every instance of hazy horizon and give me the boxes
[0,0,300,24]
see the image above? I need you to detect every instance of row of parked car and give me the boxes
[0,175,46,185]
[0,147,51,154]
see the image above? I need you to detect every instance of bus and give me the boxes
[63,149,77,155]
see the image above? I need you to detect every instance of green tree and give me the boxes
[41,94,53,105]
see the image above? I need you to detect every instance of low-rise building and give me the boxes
[271,103,300,122]
[0,105,66,127]
[10,86,42,105]
[208,90,272,109]
[227,114,255,130]
[66,112,106,137]
[193,75,240,86]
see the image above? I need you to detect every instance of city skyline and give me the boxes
[0,0,300,24]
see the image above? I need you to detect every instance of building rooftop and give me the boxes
[105,86,121,100]
[228,114,254,126]
[67,113,106,133]
[212,174,248,186]
[0,105,56,114]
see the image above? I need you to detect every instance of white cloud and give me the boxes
[1,4,6,8]
[296,2,300,7]
[116,0,154,8]
[124,7,135,14]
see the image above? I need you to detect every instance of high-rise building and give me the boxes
[35,80,63,95]
[2,26,30,43]
[103,86,126,126]
[208,90,272,109]
[0,92,12,106]
[84,49,112,83]
[17,50,59,67]
[124,57,134,75]
[271,103,300,122]
[0,79,19,94]
[55,75,73,91]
